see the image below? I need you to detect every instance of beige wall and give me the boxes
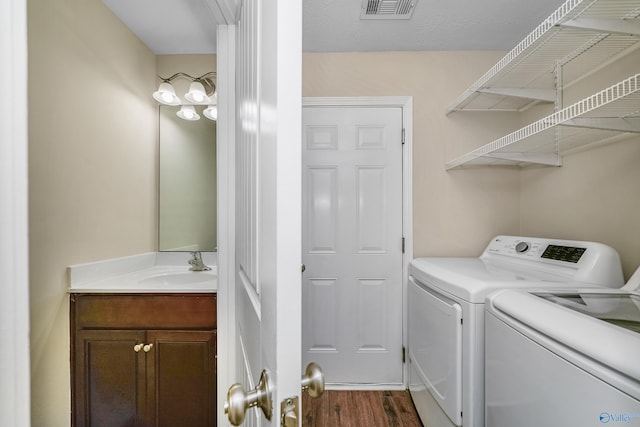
[520,49,640,279]
[303,52,522,256]
[302,51,640,278]
[28,0,157,424]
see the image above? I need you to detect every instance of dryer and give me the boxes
[484,267,640,427]
[408,235,625,427]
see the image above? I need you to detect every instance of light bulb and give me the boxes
[161,92,174,103]
[176,105,200,121]
[204,105,218,121]
[153,82,180,105]
[184,81,210,104]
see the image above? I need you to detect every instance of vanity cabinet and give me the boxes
[71,294,217,427]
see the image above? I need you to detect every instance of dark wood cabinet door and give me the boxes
[71,295,217,427]
[145,330,217,427]
[74,330,147,427]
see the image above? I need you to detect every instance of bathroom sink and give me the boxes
[139,272,215,287]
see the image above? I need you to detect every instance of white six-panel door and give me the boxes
[302,106,404,386]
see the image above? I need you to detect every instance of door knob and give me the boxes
[301,362,325,398]
[224,369,272,425]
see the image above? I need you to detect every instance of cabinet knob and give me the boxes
[133,343,143,353]
[143,343,154,353]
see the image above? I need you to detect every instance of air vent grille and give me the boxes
[361,0,417,20]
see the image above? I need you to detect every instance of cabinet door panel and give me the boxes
[146,331,216,427]
[74,330,147,427]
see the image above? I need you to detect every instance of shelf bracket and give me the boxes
[561,117,640,133]
[478,87,556,102]
[482,152,561,166]
[559,18,640,38]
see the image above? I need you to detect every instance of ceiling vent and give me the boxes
[360,0,417,20]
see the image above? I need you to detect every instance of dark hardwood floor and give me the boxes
[302,390,423,427]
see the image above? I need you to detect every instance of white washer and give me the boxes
[485,267,640,427]
[408,235,625,427]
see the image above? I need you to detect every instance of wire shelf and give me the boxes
[447,0,640,113]
[446,73,640,169]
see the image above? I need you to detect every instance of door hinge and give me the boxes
[402,346,406,364]
[401,128,405,145]
[402,237,405,254]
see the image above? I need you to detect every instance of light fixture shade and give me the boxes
[184,81,211,104]
[203,105,218,121]
[153,82,181,105]
[176,105,200,121]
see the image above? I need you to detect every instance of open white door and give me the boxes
[220,0,319,426]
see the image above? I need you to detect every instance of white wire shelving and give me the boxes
[447,0,640,114]
[446,73,640,169]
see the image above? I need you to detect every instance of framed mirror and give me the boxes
[158,105,216,251]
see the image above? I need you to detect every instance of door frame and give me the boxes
[302,96,414,387]
[215,23,237,427]
[0,0,31,423]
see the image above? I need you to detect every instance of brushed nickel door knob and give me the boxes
[224,369,272,425]
[301,362,325,398]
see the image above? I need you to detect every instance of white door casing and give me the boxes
[0,0,31,424]
[302,99,412,387]
[225,0,302,426]
[215,22,237,427]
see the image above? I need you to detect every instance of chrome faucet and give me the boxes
[188,251,211,271]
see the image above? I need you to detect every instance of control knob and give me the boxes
[515,241,530,253]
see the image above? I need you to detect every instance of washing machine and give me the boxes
[485,266,640,427]
[408,235,625,427]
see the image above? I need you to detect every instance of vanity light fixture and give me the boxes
[153,71,217,121]
[203,105,218,121]
[203,93,218,121]
[176,105,200,121]
[152,82,181,105]
[184,81,211,104]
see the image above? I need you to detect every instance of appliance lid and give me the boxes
[487,289,640,390]
[409,235,625,303]
[409,257,601,303]
[535,292,640,334]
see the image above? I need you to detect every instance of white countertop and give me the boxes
[68,252,217,293]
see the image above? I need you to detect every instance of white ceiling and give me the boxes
[102,0,568,54]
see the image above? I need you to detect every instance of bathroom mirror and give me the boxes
[158,105,217,251]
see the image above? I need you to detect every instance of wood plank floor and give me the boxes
[302,390,423,427]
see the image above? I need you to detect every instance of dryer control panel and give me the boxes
[540,245,586,263]
[482,235,624,288]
